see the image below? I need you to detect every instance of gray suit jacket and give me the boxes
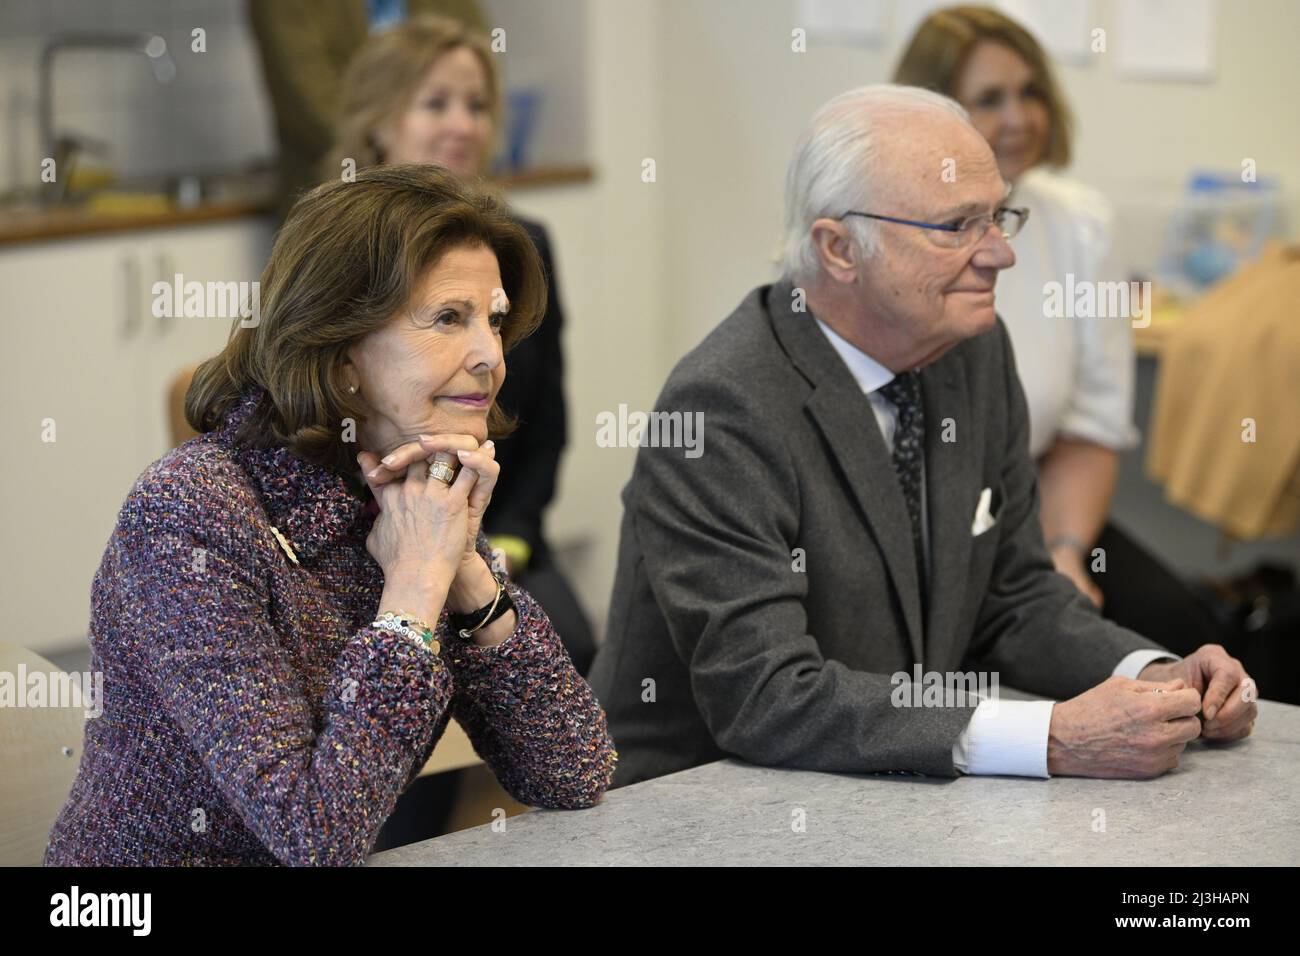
[588,279,1167,788]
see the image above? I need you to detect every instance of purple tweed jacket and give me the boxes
[44,387,616,866]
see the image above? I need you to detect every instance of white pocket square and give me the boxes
[971,487,997,536]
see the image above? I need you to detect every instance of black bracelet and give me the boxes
[448,572,515,638]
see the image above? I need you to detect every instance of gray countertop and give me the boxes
[369,698,1300,866]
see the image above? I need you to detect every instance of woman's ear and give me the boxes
[341,354,360,396]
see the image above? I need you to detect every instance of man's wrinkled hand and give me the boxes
[1139,645,1258,741]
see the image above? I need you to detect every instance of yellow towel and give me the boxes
[1146,243,1300,539]
[85,192,173,216]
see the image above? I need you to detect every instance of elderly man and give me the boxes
[589,85,1257,788]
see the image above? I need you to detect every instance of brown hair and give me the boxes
[326,14,501,179]
[893,4,1073,168]
[186,163,546,476]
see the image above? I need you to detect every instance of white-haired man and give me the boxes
[589,85,1257,787]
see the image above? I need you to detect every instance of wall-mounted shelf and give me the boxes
[498,164,594,191]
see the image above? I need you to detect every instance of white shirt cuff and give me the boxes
[1113,648,1180,679]
[951,699,1056,778]
[951,650,1182,778]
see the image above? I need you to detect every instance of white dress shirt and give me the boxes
[814,316,1176,777]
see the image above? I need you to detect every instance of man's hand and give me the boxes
[1047,676,1202,778]
[1139,645,1258,742]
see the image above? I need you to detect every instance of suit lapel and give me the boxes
[920,357,975,668]
[767,282,924,662]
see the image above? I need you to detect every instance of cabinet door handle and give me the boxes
[155,252,176,333]
[121,255,141,337]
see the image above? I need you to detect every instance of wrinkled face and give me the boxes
[346,243,507,455]
[379,46,493,178]
[952,40,1050,183]
[844,113,1016,367]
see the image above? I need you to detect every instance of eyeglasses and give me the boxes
[839,206,1030,247]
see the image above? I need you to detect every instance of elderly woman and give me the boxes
[43,164,615,867]
[326,15,596,675]
[894,6,1219,655]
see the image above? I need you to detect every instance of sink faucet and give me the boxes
[38,32,176,203]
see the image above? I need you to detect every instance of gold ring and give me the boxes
[427,460,457,486]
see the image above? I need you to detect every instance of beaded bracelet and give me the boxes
[372,610,441,656]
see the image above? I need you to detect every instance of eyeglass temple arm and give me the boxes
[840,211,961,232]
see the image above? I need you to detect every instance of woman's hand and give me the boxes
[444,438,499,573]
[358,434,498,568]
[359,437,512,644]
[359,446,476,610]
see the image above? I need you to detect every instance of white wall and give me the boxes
[507,0,671,637]
[482,0,590,168]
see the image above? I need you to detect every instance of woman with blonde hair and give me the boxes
[44,165,615,866]
[328,15,596,675]
[894,5,1219,654]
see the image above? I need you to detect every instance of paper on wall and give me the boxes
[1116,0,1217,81]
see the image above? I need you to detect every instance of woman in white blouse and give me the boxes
[895,5,1217,654]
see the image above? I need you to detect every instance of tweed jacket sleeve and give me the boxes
[116,468,451,866]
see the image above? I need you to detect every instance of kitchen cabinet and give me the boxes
[0,217,274,653]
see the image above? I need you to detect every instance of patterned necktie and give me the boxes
[878,371,927,604]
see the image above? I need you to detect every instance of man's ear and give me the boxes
[810,218,859,285]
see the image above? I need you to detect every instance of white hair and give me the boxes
[780,84,971,284]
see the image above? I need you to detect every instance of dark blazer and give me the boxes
[486,217,567,561]
[588,279,1167,788]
